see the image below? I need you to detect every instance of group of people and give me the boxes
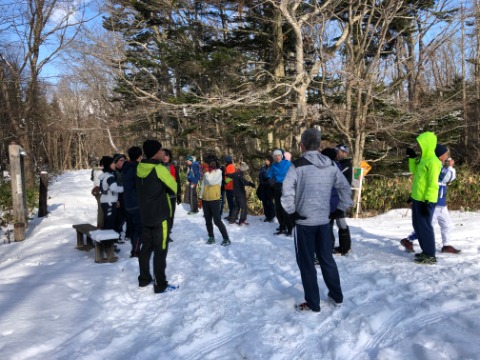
[89,128,460,310]
[91,142,181,293]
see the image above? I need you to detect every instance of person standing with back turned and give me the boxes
[282,128,352,312]
[406,132,443,264]
[136,140,178,293]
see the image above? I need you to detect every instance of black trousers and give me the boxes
[203,200,229,239]
[230,195,248,223]
[138,220,169,291]
[225,190,235,217]
[273,183,292,232]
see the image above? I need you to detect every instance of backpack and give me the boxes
[99,178,109,195]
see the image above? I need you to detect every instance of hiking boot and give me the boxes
[328,295,343,307]
[263,218,274,223]
[274,229,285,235]
[414,253,437,264]
[400,238,414,252]
[238,221,249,226]
[206,237,215,244]
[221,238,231,246]
[441,245,461,254]
[295,302,320,313]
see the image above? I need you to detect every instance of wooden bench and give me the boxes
[89,229,120,263]
[72,223,97,251]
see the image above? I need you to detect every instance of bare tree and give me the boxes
[0,0,87,186]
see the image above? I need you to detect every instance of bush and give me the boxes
[360,166,480,216]
[0,182,39,225]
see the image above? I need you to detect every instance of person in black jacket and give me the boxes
[336,144,352,185]
[136,140,178,294]
[226,162,255,225]
[257,155,275,222]
[334,144,352,255]
[122,146,143,257]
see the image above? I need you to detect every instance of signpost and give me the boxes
[8,142,27,241]
[352,161,371,219]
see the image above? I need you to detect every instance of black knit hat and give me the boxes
[101,156,114,172]
[143,140,162,159]
[435,144,448,157]
[113,153,126,163]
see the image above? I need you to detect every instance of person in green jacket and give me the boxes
[406,131,443,264]
[136,140,178,293]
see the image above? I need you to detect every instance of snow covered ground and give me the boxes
[0,170,479,360]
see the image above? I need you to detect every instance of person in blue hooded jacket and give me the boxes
[268,149,292,235]
[185,155,201,214]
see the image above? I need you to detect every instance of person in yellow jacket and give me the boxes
[200,155,231,246]
[406,131,443,264]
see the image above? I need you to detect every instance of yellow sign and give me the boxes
[360,161,371,176]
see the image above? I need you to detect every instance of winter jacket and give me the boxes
[187,161,201,184]
[257,165,273,201]
[200,169,223,201]
[268,159,291,184]
[92,168,102,187]
[136,159,177,227]
[329,161,343,213]
[227,171,255,198]
[338,158,353,185]
[99,172,124,204]
[437,166,456,207]
[408,132,442,204]
[224,163,235,190]
[163,162,182,199]
[122,160,140,211]
[281,150,353,226]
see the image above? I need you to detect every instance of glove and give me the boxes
[406,148,417,159]
[177,195,182,205]
[198,199,203,209]
[288,211,307,224]
[406,197,412,204]
[420,201,429,216]
[329,209,345,220]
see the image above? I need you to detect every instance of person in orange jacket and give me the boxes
[224,155,236,220]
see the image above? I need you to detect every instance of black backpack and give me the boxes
[99,178,109,195]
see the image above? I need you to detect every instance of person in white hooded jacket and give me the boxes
[98,156,124,231]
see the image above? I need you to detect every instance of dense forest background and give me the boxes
[1,1,479,200]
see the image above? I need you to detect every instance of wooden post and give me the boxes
[38,171,48,217]
[8,142,27,241]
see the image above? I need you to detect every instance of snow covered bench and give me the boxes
[72,223,97,250]
[89,229,120,263]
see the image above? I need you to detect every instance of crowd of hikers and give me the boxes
[89,129,460,311]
